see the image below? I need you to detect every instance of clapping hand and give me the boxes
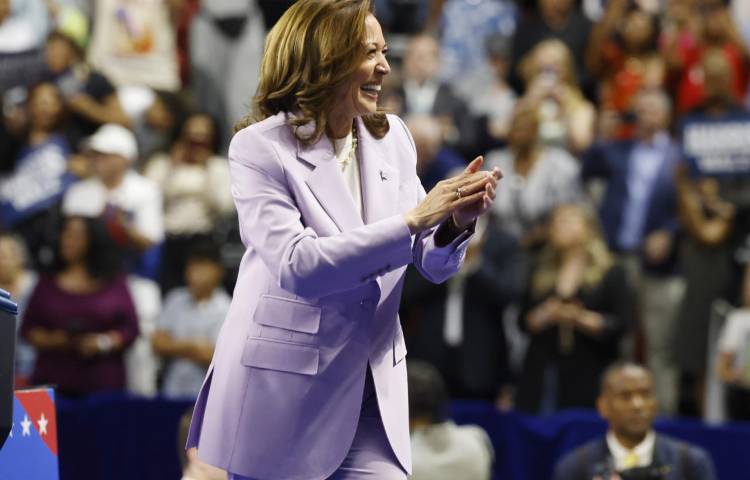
[404,156,501,234]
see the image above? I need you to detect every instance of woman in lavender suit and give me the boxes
[185,1,500,478]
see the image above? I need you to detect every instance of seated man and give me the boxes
[554,363,716,480]
[408,360,494,480]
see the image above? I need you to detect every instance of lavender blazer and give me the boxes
[186,112,472,479]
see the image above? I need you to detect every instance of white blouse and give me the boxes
[333,130,363,220]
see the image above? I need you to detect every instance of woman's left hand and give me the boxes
[452,156,501,228]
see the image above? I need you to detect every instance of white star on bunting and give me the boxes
[20,415,32,437]
[37,413,48,436]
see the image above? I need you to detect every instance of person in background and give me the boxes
[519,39,596,154]
[468,33,517,151]
[662,0,749,115]
[516,203,634,413]
[0,82,80,269]
[486,101,581,248]
[188,0,266,150]
[586,0,664,140]
[152,239,229,399]
[121,88,188,163]
[510,0,592,94]
[43,26,132,143]
[672,50,746,416]
[439,0,517,99]
[0,232,38,386]
[401,215,527,404]
[406,114,465,192]
[553,363,717,480]
[144,112,233,294]
[408,360,494,480]
[398,33,476,157]
[20,216,139,397]
[716,263,750,421]
[581,89,682,415]
[62,123,164,278]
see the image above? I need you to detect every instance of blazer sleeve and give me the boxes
[229,123,468,300]
[391,115,473,285]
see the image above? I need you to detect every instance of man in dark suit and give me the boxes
[553,363,717,480]
[581,89,683,416]
[397,34,477,158]
[400,216,527,403]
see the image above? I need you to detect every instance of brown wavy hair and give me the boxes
[531,203,614,298]
[235,0,389,144]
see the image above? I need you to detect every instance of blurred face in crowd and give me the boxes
[90,150,129,184]
[508,106,539,150]
[28,83,64,132]
[331,14,390,124]
[622,10,654,51]
[635,90,671,134]
[403,35,440,85]
[598,366,657,445]
[186,258,224,300]
[549,205,590,251]
[59,217,90,265]
[524,40,573,89]
[0,236,25,284]
[146,98,176,132]
[45,34,79,74]
[539,0,574,21]
[181,114,216,152]
[700,0,729,42]
[701,49,733,104]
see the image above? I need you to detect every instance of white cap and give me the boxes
[84,124,138,161]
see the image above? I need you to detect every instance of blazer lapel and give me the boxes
[356,117,398,225]
[298,123,364,232]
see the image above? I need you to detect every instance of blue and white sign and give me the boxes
[681,111,750,177]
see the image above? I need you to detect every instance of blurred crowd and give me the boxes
[3,0,750,476]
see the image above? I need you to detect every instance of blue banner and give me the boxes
[0,388,59,480]
[681,111,750,177]
[0,135,77,228]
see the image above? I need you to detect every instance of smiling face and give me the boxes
[329,14,390,132]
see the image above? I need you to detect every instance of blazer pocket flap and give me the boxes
[254,295,321,334]
[241,337,319,375]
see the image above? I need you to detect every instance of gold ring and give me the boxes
[455,187,463,200]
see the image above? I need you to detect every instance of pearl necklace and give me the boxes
[337,124,358,170]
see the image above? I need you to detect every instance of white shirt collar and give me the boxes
[606,430,656,471]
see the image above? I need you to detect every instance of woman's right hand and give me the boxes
[404,156,500,234]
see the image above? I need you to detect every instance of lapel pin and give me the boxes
[379,170,388,181]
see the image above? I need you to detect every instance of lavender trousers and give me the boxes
[227,366,407,480]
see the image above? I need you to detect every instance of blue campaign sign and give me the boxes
[0,134,77,228]
[0,388,59,480]
[681,110,750,177]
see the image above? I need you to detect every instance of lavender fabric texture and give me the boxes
[186,112,472,479]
